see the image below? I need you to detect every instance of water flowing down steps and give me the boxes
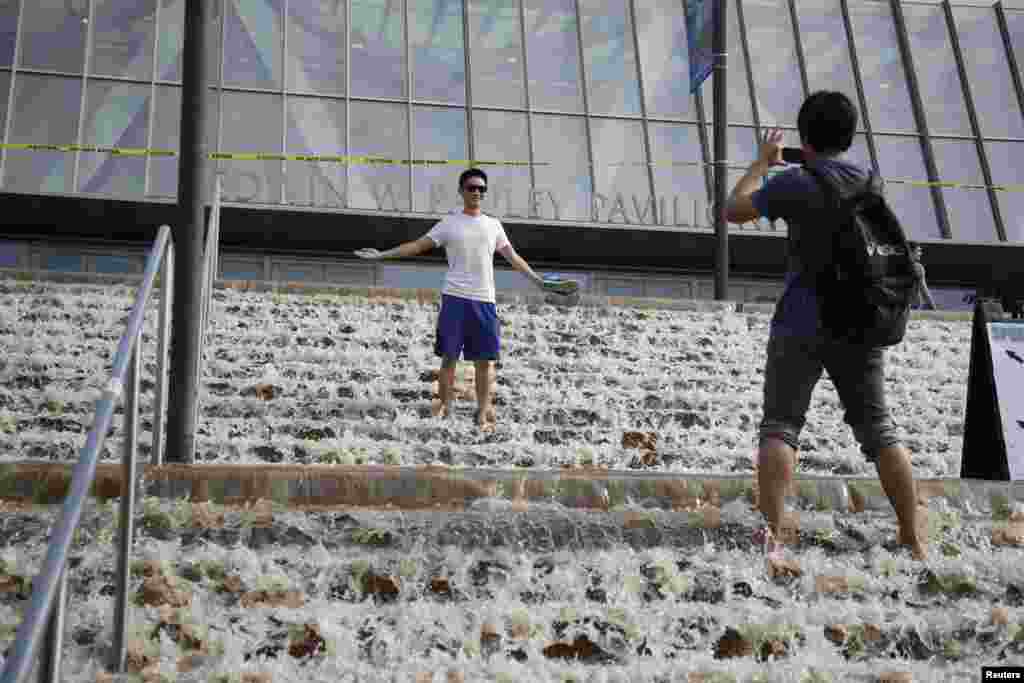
[2,470,1024,682]
[0,275,972,477]
[2,273,1018,682]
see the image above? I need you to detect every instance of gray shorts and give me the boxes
[758,332,901,461]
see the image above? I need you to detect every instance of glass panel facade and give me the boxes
[796,1,858,103]
[579,0,641,116]
[0,71,8,150]
[5,75,81,193]
[155,0,221,83]
[744,0,804,127]
[634,0,695,119]
[523,0,583,112]
[412,105,466,212]
[149,85,180,198]
[20,0,88,73]
[0,0,17,67]
[1007,11,1024,80]
[220,91,283,204]
[223,0,283,89]
[874,135,939,241]
[467,0,525,108]
[590,118,648,224]
[91,0,156,80]
[78,81,149,196]
[287,0,346,95]
[409,0,466,104]
[648,123,706,227]
[705,0,754,124]
[0,0,1018,244]
[930,139,997,242]
[350,0,406,99]
[471,110,531,218]
[531,114,589,222]
[902,4,971,136]
[953,6,1024,138]
[849,1,916,133]
[285,96,346,208]
[349,100,409,211]
[985,141,1024,243]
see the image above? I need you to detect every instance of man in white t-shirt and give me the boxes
[355,168,547,427]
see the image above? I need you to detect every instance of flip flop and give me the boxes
[541,277,580,296]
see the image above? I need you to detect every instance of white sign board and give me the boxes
[988,322,1024,480]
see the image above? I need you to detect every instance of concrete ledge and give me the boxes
[0,462,1018,519]
[0,268,977,320]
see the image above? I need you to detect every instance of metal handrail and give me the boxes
[0,225,175,683]
[181,173,222,463]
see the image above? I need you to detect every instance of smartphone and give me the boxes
[781,147,805,165]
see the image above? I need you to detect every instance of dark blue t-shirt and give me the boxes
[751,157,870,337]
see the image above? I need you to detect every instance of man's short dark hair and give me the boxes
[797,91,858,156]
[459,168,487,190]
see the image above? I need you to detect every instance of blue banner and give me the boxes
[686,0,715,94]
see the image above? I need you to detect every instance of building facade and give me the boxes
[0,0,1021,304]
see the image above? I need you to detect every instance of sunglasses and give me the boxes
[463,185,487,194]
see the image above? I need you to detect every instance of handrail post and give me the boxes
[38,568,66,683]
[0,226,170,683]
[110,333,140,673]
[152,242,174,466]
[192,174,223,443]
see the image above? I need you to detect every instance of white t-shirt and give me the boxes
[426,212,510,303]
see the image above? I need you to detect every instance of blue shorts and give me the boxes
[434,294,500,362]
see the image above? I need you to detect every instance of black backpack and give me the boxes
[803,163,922,347]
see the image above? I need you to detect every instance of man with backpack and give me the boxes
[725,91,927,560]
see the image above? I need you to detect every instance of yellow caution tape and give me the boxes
[3,143,1023,191]
[0,143,175,157]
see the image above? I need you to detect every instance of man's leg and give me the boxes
[433,295,462,418]
[435,357,457,418]
[826,345,926,560]
[757,334,821,539]
[875,445,925,559]
[473,360,495,426]
[464,300,500,428]
[757,436,797,538]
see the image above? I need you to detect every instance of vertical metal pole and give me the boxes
[734,0,760,139]
[517,0,537,202]
[39,569,67,683]
[144,0,163,197]
[839,0,880,175]
[573,0,597,222]
[71,0,97,194]
[0,0,26,186]
[713,0,728,300]
[627,0,657,225]
[942,0,1006,242]
[888,0,952,240]
[110,334,140,672]
[166,0,211,464]
[152,241,174,466]
[404,0,414,207]
[995,2,1024,133]
[786,0,809,99]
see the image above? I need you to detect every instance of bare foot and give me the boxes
[476,407,496,431]
[897,529,928,560]
[431,400,451,419]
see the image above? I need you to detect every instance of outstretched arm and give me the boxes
[354,236,436,260]
[498,244,544,288]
